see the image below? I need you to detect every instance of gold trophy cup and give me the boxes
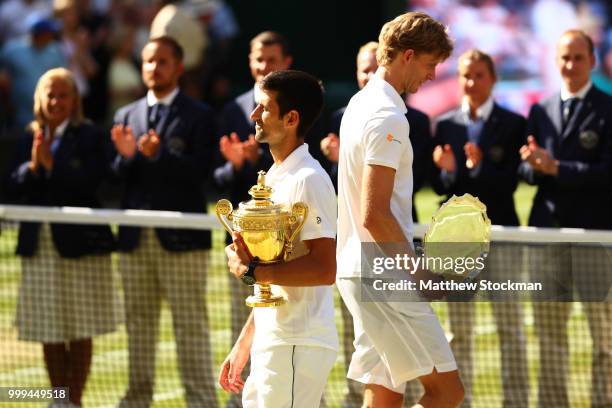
[215,171,308,307]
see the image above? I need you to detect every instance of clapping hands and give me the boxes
[320,133,340,163]
[111,125,161,159]
[433,143,483,172]
[520,135,558,175]
[29,129,54,172]
[219,132,260,170]
[464,142,483,169]
[433,144,456,172]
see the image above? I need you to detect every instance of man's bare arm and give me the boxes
[361,164,414,246]
[255,238,336,286]
[361,164,444,299]
[226,234,336,287]
[218,310,254,394]
[236,310,255,347]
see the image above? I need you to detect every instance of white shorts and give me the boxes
[337,278,457,393]
[242,345,337,408]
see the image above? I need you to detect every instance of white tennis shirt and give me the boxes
[336,75,414,278]
[252,144,339,352]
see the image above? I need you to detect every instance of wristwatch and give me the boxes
[241,257,259,286]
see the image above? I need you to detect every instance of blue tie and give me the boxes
[467,117,484,144]
[149,103,168,129]
[562,98,577,129]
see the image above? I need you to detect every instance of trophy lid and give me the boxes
[237,171,286,215]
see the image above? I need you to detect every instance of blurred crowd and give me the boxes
[0,0,239,134]
[408,0,612,115]
[1,0,611,136]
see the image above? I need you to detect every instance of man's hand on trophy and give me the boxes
[220,132,246,171]
[225,232,253,279]
[218,344,249,394]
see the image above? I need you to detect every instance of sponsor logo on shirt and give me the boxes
[386,133,401,144]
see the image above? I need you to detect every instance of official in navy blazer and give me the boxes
[520,52,612,230]
[214,31,290,217]
[7,68,115,259]
[6,68,117,408]
[10,118,116,257]
[112,63,215,250]
[111,36,217,408]
[432,50,528,408]
[112,88,214,250]
[431,105,524,226]
[519,31,612,408]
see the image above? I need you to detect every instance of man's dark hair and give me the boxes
[146,35,184,62]
[261,70,324,139]
[250,31,291,57]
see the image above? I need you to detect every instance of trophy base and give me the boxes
[246,294,286,308]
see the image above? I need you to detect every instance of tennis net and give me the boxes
[0,204,610,407]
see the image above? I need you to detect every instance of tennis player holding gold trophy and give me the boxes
[216,171,308,307]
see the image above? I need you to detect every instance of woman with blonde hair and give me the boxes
[6,67,117,408]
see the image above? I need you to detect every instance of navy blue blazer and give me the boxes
[407,107,434,198]
[6,122,116,258]
[432,103,525,226]
[519,85,612,229]
[213,89,274,209]
[112,91,216,251]
[329,104,432,222]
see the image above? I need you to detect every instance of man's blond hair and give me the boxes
[30,68,83,132]
[377,12,453,66]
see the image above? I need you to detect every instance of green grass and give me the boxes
[0,185,595,407]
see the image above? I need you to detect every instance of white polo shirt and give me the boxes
[336,75,414,278]
[252,143,339,352]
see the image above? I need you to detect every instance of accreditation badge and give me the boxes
[167,137,186,155]
[69,158,82,169]
[489,146,504,163]
[579,130,599,150]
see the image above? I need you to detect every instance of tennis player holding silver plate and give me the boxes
[422,193,491,282]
